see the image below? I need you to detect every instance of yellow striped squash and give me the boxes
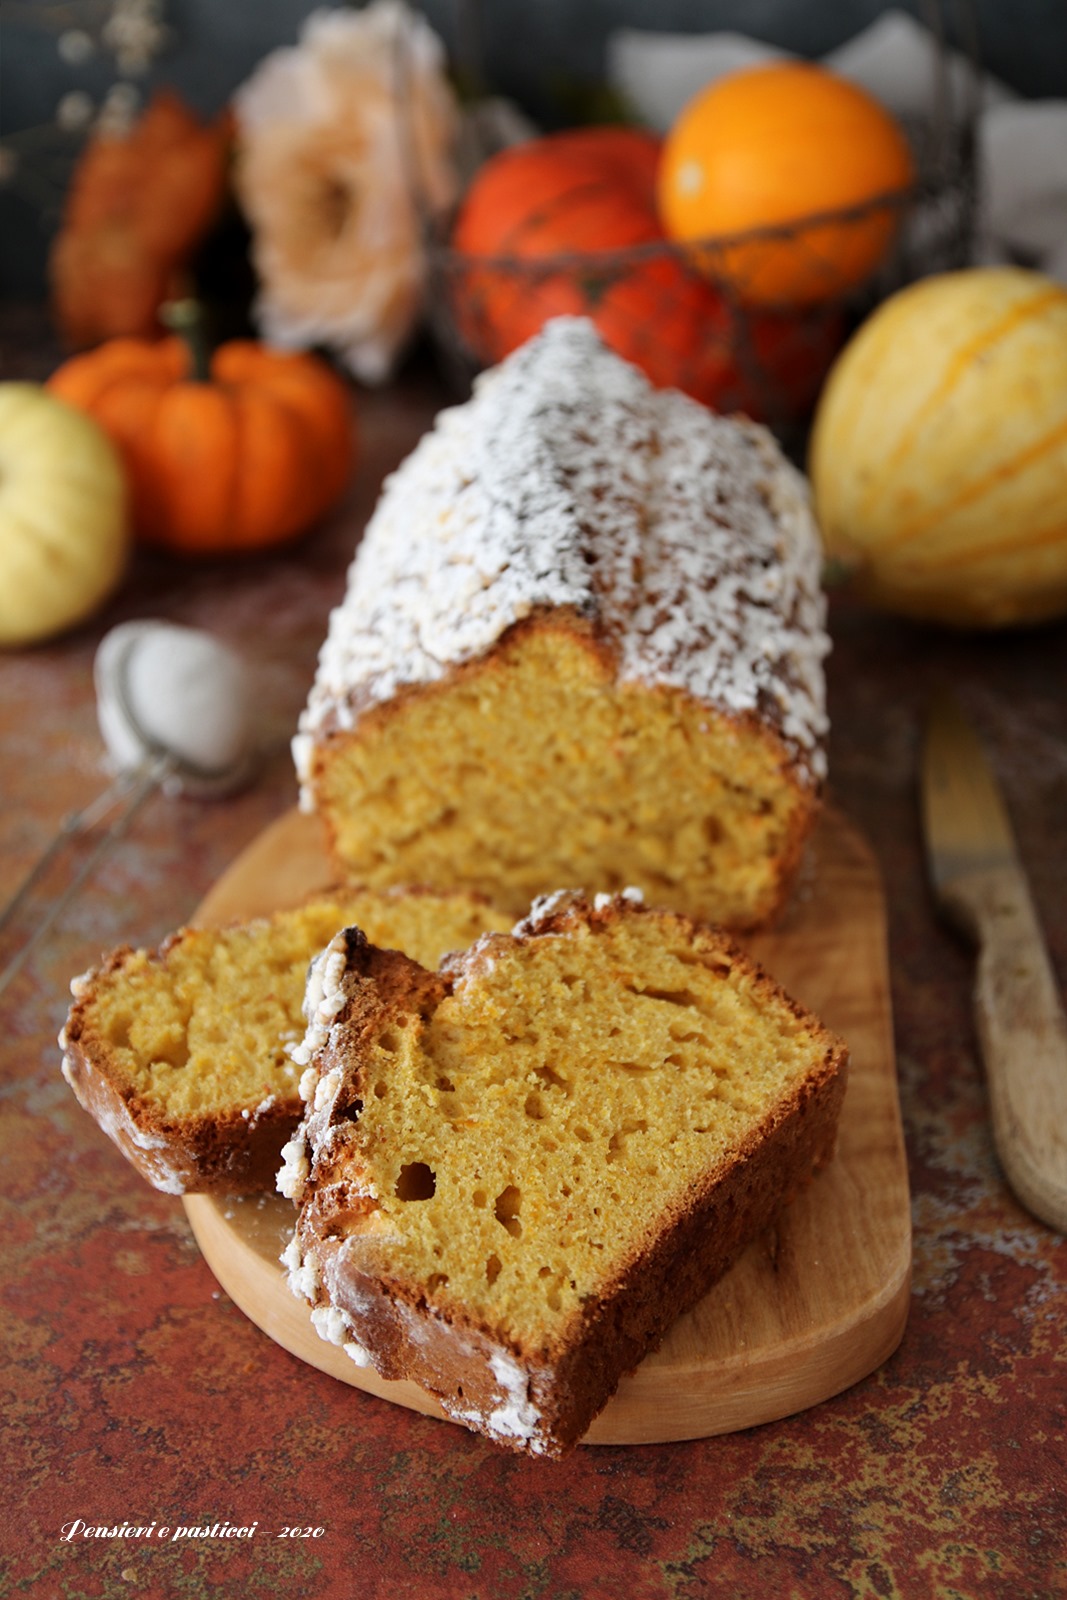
[809,266,1067,627]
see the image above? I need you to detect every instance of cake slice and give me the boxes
[281,889,848,1457]
[60,886,511,1196]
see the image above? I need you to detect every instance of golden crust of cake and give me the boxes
[294,318,830,931]
[59,886,511,1196]
[283,890,848,1457]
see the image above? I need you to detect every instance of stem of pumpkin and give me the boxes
[160,299,212,384]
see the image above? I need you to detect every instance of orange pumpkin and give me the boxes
[50,89,232,349]
[450,127,667,365]
[455,126,664,255]
[48,306,356,555]
[450,126,841,420]
[658,62,915,306]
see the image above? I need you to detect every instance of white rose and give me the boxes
[234,2,459,384]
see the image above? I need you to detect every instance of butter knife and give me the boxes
[921,690,1067,1232]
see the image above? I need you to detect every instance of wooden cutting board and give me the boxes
[183,806,911,1445]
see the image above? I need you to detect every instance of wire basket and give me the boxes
[427,189,919,425]
[414,5,980,438]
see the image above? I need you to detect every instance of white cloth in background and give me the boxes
[607,8,1067,282]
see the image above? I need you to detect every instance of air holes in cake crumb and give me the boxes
[539,1269,562,1311]
[395,1162,436,1201]
[435,1074,456,1093]
[537,1266,574,1313]
[151,1040,190,1071]
[607,1119,648,1163]
[675,950,716,969]
[379,1029,402,1053]
[334,1093,363,1123]
[703,816,724,846]
[634,985,703,1009]
[575,1126,592,1143]
[107,1017,132,1051]
[494,1186,522,1237]
[373,1081,388,1099]
[472,1188,487,1209]
[427,1273,449,1292]
[525,1091,545,1120]
[485,1254,502,1286]
[534,1063,569,1094]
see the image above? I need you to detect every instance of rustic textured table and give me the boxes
[2,311,1065,1600]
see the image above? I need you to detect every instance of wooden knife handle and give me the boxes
[944,864,1067,1232]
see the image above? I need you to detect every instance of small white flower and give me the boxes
[56,91,96,133]
[58,29,96,66]
[103,0,171,75]
[95,81,141,136]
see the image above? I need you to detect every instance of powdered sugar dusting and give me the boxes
[511,886,646,939]
[289,937,349,1069]
[282,1235,374,1367]
[278,934,353,1199]
[512,888,580,935]
[485,1347,544,1447]
[277,1131,309,1200]
[280,1232,320,1300]
[294,316,828,798]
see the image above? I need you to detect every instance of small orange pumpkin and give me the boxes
[451,128,675,365]
[48,304,356,555]
[50,89,232,349]
[454,126,665,257]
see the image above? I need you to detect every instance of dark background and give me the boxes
[3,0,1066,299]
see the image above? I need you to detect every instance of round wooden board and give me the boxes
[183,807,912,1445]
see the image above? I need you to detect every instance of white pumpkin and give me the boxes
[0,383,129,648]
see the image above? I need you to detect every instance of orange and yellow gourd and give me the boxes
[810,267,1067,629]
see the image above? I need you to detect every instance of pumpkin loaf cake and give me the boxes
[60,886,510,1196]
[280,889,848,1458]
[293,316,831,931]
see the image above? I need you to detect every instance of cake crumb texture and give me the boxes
[289,891,848,1457]
[59,886,511,1195]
